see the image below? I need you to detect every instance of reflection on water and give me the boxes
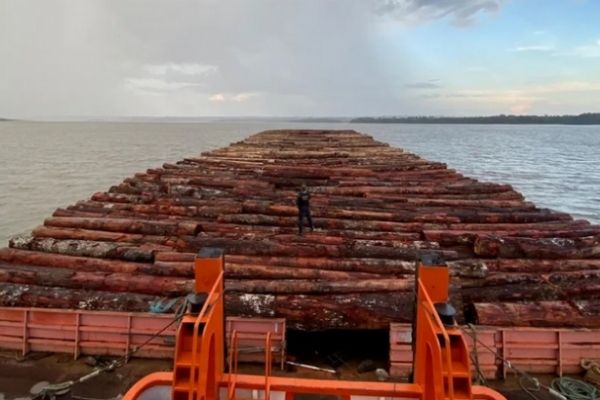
[0,121,598,244]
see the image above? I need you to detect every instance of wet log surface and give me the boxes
[2,129,600,329]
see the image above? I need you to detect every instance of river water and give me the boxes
[0,120,598,245]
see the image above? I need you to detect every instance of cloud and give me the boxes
[0,1,407,117]
[510,45,555,52]
[209,94,225,102]
[374,0,503,26]
[124,78,203,93]
[143,63,218,77]
[430,80,600,114]
[405,80,441,89]
[232,92,259,102]
[572,44,600,58]
[209,92,259,103]
[552,39,600,58]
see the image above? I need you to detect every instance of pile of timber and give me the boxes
[1,129,599,330]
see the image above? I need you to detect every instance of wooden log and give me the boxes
[224,263,385,280]
[474,234,600,259]
[0,264,193,296]
[217,213,443,231]
[0,248,191,277]
[32,226,188,249]
[154,252,196,262]
[200,222,421,241]
[225,292,415,330]
[447,220,592,231]
[44,217,201,236]
[189,237,455,260]
[225,278,413,294]
[9,235,155,263]
[460,269,600,303]
[91,191,155,204]
[470,301,600,327]
[482,258,600,273]
[224,255,417,274]
[0,282,162,312]
[424,228,600,245]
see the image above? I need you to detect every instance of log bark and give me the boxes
[474,234,600,259]
[0,248,191,277]
[32,226,188,249]
[225,278,413,294]
[471,301,600,328]
[188,237,455,260]
[224,255,417,274]
[225,292,414,330]
[224,263,385,280]
[9,235,155,262]
[44,217,201,236]
[424,228,600,245]
[0,283,161,312]
[0,264,193,295]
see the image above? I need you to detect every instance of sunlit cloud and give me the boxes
[431,81,600,114]
[209,93,226,102]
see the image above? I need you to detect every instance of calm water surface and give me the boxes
[0,121,598,244]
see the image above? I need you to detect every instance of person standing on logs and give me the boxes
[296,184,313,235]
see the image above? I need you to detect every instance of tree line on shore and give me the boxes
[351,113,600,125]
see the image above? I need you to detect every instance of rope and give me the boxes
[519,375,543,400]
[468,324,486,385]
[551,377,600,400]
[29,298,188,400]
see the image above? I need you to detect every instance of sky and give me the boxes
[0,0,599,118]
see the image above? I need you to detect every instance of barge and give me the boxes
[0,129,599,388]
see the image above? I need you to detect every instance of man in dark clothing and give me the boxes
[296,184,313,235]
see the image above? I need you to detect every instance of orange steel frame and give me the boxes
[124,249,506,400]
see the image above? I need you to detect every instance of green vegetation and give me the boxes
[351,113,600,125]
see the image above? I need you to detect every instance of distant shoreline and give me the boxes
[351,113,600,125]
[3,113,600,125]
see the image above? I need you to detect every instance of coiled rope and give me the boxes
[551,377,600,400]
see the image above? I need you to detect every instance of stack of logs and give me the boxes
[1,130,599,330]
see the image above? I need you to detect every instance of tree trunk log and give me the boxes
[225,292,414,330]
[225,278,413,294]
[474,234,600,258]
[9,235,156,262]
[0,264,192,296]
[0,283,161,312]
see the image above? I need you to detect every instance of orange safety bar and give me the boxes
[124,250,506,400]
